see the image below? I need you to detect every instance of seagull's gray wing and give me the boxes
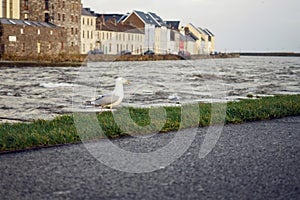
[93,94,120,107]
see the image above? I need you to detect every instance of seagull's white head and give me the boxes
[116,77,130,85]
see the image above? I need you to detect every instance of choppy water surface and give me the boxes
[0,56,299,122]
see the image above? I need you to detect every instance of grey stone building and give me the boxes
[19,0,81,54]
[0,18,67,58]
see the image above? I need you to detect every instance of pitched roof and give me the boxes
[188,32,199,41]
[0,18,59,28]
[95,13,124,22]
[117,14,129,23]
[132,10,160,26]
[82,8,96,17]
[165,21,180,29]
[148,12,167,27]
[99,21,144,34]
[204,28,215,36]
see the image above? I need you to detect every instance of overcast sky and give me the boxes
[82,0,300,52]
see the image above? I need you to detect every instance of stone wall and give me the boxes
[19,0,81,54]
[0,22,67,59]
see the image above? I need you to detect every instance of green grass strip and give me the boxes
[0,94,299,152]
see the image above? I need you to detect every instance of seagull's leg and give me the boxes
[98,106,103,115]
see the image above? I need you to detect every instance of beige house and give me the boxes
[81,8,97,54]
[0,0,20,19]
[186,23,215,54]
[96,16,144,55]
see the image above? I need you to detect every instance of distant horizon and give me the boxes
[82,0,300,53]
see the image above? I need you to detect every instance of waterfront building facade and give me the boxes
[0,0,20,19]
[96,16,144,55]
[0,18,66,58]
[0,1,214,58]
[186,23,215,54]
[81,7,96,54]
[19,0,82,53]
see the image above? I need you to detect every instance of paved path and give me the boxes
[0,117,299,199]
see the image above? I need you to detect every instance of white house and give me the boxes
[122,10,171,54]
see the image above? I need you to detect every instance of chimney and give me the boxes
[184,27,190,35]
[101,14,105,25]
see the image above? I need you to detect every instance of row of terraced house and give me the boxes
[0,0,215,59]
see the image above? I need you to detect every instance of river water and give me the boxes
[0,56,299,122]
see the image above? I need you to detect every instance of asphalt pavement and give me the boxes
[0,116,299,200]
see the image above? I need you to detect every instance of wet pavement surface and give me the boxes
[0,116,299,199]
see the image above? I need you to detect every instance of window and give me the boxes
[61,42,64,50]
[22,43,25,52]
[87,18,89,26]
[24,0,29,10]
[87,31,89,39]
[45,13,50,23]
[71,15,74,22]
[37,29,40,35]
[75,28,78,35]
[62,14,65,21]
[37,42,41,54]
[83,43,85,52]
[58,13,61,21]
[62,1,65,8]
[82,30,85,38]
[50,30,53,35]
[75,16,78,23]
[45,0,49,10]
[109,43,112,52]
[82,18,85,25]
[20,28,24,34]
[117,44,119,52]
[91,31,93,39]
[71,28,74,35]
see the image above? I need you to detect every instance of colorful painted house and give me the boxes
[122,10,170,54]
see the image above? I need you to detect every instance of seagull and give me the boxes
[94,77,130,109]
[87,77,130,109]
